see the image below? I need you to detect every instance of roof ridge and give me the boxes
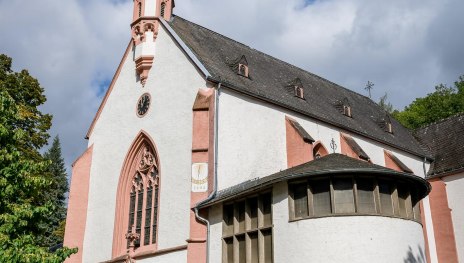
[416,112,464,131]
[172,15,372,102]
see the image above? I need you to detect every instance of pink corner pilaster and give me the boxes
[63,145,94,263]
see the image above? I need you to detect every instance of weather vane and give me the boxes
[330,138,337,153]
[365,81,374,98]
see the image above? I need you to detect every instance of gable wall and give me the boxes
[82,25,205,262]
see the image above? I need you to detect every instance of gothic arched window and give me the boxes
[113,132,161,257]
[313,142,329,159]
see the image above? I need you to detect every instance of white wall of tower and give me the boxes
[144,0,157,17]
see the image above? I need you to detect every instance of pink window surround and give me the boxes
[112,131,161,258]
[133,0,145,22]
[313,141,329,159]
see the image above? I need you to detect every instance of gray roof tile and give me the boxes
[199,154,430,207]
[168,16,432,159]
[415,113,464,177]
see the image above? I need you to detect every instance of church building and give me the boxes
[63,1,463,262]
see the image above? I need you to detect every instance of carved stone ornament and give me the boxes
[126,225,140,256]
[135,56,154,87]
[131,19,159,45]
[138,146,156,173]
[124,255,136,263]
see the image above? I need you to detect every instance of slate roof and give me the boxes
[415,113,464,177]
[168,16,432,159]
[199,154,430,207]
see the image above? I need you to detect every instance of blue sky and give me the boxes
[0,0,463,172]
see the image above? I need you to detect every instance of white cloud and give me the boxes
[0,0,463,172]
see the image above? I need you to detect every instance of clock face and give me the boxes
[137,93,151,117]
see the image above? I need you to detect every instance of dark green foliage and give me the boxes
[393,75,464,129]
[41,136,69,247]
[0,54,76,262]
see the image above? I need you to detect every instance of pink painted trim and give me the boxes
[103,245,187,263]
[133,0,145,22]
[383,150,404,172]
[131,18,159,45]
[428,179,459,263]
[63,145,94,263]
[86,41,133,139]
[112,131,161,258]
[313,140,329,158]
[285,116,313,168]
[157,0,174,20]
[188,88,214,263]
[135,56,154,86]
[340,133,359,160]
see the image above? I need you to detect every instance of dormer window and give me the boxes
[343,105,352,117]
[238,63,249,77]
[160,2,166,18]
[295,85,304,99]
[342,98,352,117]
[386,122,393,133]
[380,114,393,134]
[287,78,305,100]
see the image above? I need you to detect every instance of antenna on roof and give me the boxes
[365,81,374,98]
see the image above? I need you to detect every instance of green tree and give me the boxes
[0,54,76,262]
[40,136,69,247]
[378,92,394,114]
[393,75,464,129]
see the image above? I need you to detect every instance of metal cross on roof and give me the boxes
[330,138,338,153]
[365,81,374,98]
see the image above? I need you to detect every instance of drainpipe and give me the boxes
[194,82,221,263]
[423,157,428,178]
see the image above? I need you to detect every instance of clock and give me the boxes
[136,93,151,117]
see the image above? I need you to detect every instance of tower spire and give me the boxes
[131,0,175,86]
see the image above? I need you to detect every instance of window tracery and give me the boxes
[113,132,161,258]
[127,145,160,249]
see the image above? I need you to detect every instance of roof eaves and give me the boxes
[199,166,430,208]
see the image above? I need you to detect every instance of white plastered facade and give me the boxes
[214,88,431,262]
[208,182,426,263]
[82,24,206,262]
[443,172,464,262]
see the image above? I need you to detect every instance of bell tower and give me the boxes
[131,0,175,86]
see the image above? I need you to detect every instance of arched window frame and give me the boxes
[313,141,329,159]
[112,131,161,258]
